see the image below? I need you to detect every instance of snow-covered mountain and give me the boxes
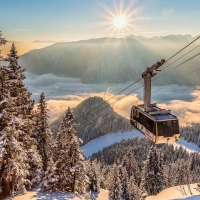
[19,35,199,84]
[50,96,133,144]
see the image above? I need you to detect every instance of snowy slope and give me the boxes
[81,130,200,157]
[174,138,200,153]
[11,189,108,200]
[81,130,144,157]
[11,189,84,200]
[146,183,199,200]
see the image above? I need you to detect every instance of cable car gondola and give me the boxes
[130,59,180,144]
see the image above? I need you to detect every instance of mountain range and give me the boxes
[19,34,200,85]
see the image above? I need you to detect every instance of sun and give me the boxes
[98,0,141,36]
[113,15,127,29]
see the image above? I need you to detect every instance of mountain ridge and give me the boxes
[50,96,133,145]
[19,34,200,85]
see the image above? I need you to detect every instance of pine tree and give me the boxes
[0,31,6,60]
[42,157,59,191]
[55,107,88,194]
[88,159,100,192]
[118,165,129,199]
[35,92,55,172]
[99,162,110,190]
[171,159,191,186]
[140,146,165,196]
[0,38,30,197]
[122,150,141,186]
[108,160,122,200]
[5,44,42,187]
[127,175,141,200]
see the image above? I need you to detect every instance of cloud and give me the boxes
[25,73,200,126]
[24,73,139,101]
[159,90,200,126]
[31,40,59,43]
[45,93,141,123]
[7,40,22,43]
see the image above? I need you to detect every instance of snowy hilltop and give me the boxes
[50,96,133,144]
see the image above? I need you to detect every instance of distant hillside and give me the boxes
[89,136,200,169]
[19,35,200,85]
[50,96,133,145]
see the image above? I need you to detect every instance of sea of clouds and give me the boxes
[24,73,200,126]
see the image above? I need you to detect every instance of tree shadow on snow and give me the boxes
[30,191,83,200]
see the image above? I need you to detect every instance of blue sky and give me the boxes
[0,0,200,54]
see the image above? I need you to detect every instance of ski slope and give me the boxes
[82,130,200,157]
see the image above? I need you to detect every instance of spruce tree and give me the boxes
[127,175,141,200]
[5,44,42,187]
[140,146,165,196]
[0,38,30,197]
[118,165,129,199]
[108,160,122,200]
[122,150,141,186]
[88,159,100,192]
[55,107,88,194]
[35,92,55,172]
[42,157,59,191]
[0,31,6,60]
[99,163,110,189]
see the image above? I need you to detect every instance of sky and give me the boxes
[0,0,200,56]
[1,0,200,126]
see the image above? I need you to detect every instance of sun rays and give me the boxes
[97,0,142,37]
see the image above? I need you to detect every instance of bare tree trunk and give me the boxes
[0,181,11,200]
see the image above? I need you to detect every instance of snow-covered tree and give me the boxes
[140,146,165,196]
[0,38,30,197]
[171,159,191,186]
[5,44,42,187]
[99,162,110,190]
[35,92,55,172]
[127,175,141,200]
[55,107,88,194]
[87,159,100,192]
[42,157,59,191]
[108,160,122,200]
[119,165,130,199]
[0,31,6,60]
[122,150,141,186]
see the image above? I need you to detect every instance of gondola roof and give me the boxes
[137,105,178,121]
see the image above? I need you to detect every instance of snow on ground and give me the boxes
[173,138,200,153]
[146,183,199,200]
[11,189,84,200]
[82,129,200,157]
[81,130,144,157]
[176,197,200,200]
[10,185,199,200]
[11,189,108,200]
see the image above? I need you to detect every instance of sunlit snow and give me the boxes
[82,130,200,157]
[81,130,144,157]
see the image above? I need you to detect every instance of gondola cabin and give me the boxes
[130,104,180,144]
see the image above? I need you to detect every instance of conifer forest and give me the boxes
[0,30,200,200]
